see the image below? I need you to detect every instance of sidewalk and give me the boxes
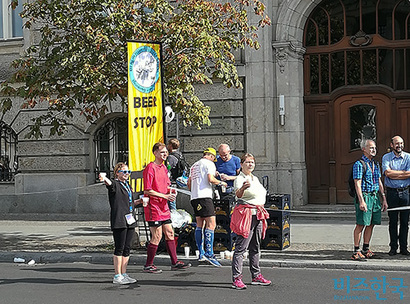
[1,214,410,271]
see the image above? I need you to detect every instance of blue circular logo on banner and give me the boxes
[129,46,160,93]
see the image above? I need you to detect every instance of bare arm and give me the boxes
[208,173,227,187]
[378,178,388,211]
[235,180,250,198]
[144,189,175,202]
[354,179,367,212]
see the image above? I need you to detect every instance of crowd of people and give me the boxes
[99,134,410,288]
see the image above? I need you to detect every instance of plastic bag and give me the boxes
[171,209,192,228]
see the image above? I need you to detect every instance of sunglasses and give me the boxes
[118,170,132,174]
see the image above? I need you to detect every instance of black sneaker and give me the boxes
[400,249,410,255]
[171,261,192,270]
[388,249,397,256]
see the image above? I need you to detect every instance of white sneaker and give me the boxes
[113,274,129,285]
[122,273,137,284]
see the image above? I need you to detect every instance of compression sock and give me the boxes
[166,239,178,265]
[204,228,215,257]
[145,243,158,267]
[195,227,205,258]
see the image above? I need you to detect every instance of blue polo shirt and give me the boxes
[353,155,380,193]
[216,155,241,187]
[382,151,410,188]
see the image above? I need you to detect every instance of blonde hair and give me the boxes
[113,162,127,177]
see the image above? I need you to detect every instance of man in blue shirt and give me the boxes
[382,135,410,256]
[215,144,241,194]
[352,139,387,261]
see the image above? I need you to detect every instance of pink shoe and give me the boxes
[232,276,247,290]
[251,274,271,286]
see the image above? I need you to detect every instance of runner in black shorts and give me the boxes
[191,198,215,218]
[187,148,227,267]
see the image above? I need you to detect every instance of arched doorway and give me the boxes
[304,0,410,204]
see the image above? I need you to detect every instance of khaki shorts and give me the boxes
[355,192,382,226]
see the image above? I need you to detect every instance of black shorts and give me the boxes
[147,219,172,227]
[191,198,215,218]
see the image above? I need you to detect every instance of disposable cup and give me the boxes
[220,251,225,259]
[142,197,149,207]
[195,250,200,259]
[184,246,190,258]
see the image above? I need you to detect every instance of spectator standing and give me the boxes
[216,144,241,193]
[230,153,271,289]
[351,140,387,261]
[382,135,410,256]
[100,162,139,285]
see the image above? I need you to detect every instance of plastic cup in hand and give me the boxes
[142,197,149,207]
[184,246,190,258]
[99,172,106,182]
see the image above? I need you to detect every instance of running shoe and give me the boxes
[198,254,207,262]
[251,274,271,286]
[171,260,192,270]
[351,251,367,261]
[143,265,163,274]
[232,276,247,290]
[204,255,222,267]
[122,273,137,284]
[113,274,129,285]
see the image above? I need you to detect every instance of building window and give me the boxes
[94,117,128,180]
[304,0,410,94]
[0,0,23,39]
[0,121,18,182]
[350,105,377,150]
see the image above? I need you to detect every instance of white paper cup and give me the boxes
[220,251,225,259]
[184,246,190,258]
[195,250,200,259]
[142,197,149,207]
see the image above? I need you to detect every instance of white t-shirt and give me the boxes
[190,158,216,200]
[234,171,266,206]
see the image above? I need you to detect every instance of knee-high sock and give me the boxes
[166,239,178,265]
[145,243,158,267]
[195,227,204,257]
[204,228,215,257]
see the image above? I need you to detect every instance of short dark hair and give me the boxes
[167,138,180,150]
[240,153,255,163]
[153,142,166,153]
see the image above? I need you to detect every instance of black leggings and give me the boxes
[112,228,135,257]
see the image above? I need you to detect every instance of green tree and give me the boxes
[1,0,270,138]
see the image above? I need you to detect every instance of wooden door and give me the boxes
[334,93,391,203]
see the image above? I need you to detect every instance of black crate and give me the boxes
[176,224,197,254]
[261,229,290,250]
[265,194,291,211]
[215,214,231,232]
[214,200,231,216]
[213,232,231,252]
[266,210,290,232]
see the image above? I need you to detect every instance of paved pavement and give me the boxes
[1,206,410,271]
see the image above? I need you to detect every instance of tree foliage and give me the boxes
[1,0,270,138]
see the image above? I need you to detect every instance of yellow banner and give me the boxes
[127,41,164,190]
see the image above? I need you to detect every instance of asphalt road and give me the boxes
[1,262,409,304]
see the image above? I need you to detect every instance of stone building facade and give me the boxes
[0,0,409,217]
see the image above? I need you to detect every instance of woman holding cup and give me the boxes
[100,162,141,285]
[230,153,271,289]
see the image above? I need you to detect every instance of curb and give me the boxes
[2,251,409,272]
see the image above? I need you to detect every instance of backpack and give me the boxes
[348,159,367,198]
[169,151,189,181]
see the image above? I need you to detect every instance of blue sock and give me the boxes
[204,228,215,257]
[195,227,205,257]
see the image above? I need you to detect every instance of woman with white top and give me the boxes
[230,153,271,290]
